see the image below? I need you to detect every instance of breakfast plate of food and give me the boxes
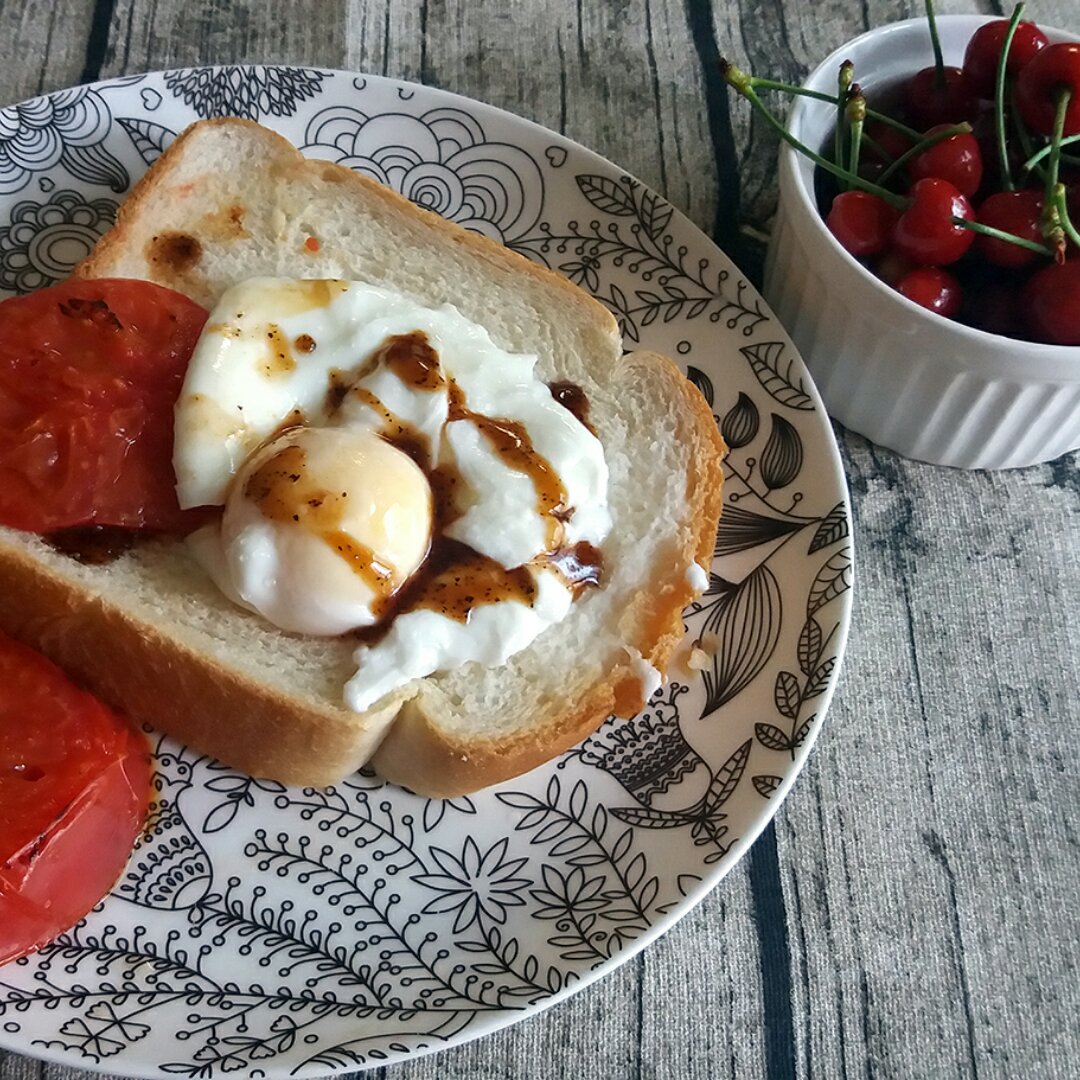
[0,67,852,1076]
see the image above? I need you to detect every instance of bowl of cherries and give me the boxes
[734,8,1079,469]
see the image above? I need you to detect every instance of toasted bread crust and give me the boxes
[0,537,402,788]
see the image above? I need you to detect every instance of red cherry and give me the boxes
[895,266,963,316]
[909,126,984,197]
[1015,44,1080,137]
[826,191,899,257]
[962,19,1049,99]
[893,178,976,266]
[975,190,1046,269]
[1022,260,1080,344]
[904,66,978,128]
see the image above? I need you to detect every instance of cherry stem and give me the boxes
[847,91,866,183]
[1050,183,1080,252]
[994,4,1026,192]
[835,61,854,176]
[863,109,921,142]
[877,123,973,186]
[1020,133,1080,175]
[1011,85,1046,180]
[1038,88,1074,259]
[721,59,907,209]
[1046,88,1072,195]
[955,217,1054,257]
[861,131,892,162]
[744,76,922,139]
[924,0,945,90]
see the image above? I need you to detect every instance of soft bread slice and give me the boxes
[0,118,725,797]
[0,528,404,786]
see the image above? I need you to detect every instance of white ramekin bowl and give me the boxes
[763,15,1080,470]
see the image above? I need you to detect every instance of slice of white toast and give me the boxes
[0,119,725,797]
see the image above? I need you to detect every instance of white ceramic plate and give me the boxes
[0,67,853,1078]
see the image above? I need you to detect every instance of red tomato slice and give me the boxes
[0,278,209,534]
[0,631,150,966]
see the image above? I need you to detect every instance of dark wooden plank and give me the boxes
[0,0,96,104]
[104,0,350,74]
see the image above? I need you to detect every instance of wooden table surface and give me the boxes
[1,1,1077,1078]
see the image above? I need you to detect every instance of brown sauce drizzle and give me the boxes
[546,540,604,597]
[374,331,445,391]
[447,380,568,551]
[359,441,537,632]
[548,381,596,435]
[412,435,547,621]
[264,325,295,376]
[428,465,463,528]
[323,529,395,584]
[348,387,431,467]
[325,369,351,413]
[244,442,398,607]
[354,537,538,643]
[406,539,535,622]
[45,525,139,565]
[295,333,317,354]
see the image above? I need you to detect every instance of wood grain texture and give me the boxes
[0,2,1078,1079]
[792,437,1080,1080]
[0,0,96,102]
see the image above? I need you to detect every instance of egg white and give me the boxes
[174,277,612,706]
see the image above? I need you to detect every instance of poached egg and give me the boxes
[174,277,612,709]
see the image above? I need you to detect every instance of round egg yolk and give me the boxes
[221,426,433,635]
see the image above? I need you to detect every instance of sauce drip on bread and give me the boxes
[548,381,596,436]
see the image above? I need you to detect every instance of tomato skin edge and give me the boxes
[0,724,150,966]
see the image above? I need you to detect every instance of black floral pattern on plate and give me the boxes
[302,105,545,245]
[0,88,127,195]
[117,117,177,166]
[0,189,117,293]
[164,66,328,120]
[509,173,769,344]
